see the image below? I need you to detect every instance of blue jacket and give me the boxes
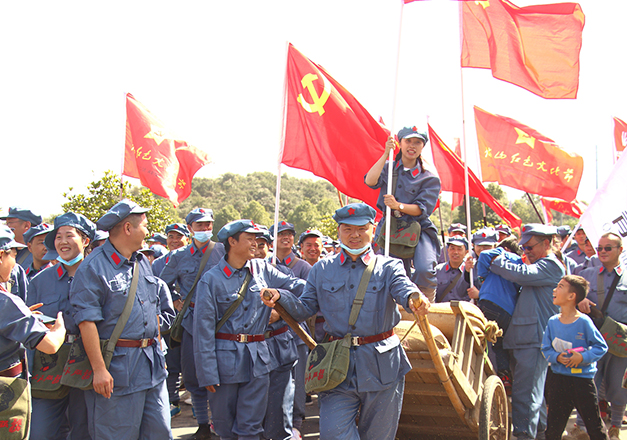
[477,248,521,316]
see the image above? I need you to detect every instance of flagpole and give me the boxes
[383,0,406,258]
[525,193,544,224]
[120,91,128,201]
[437,200,448,263]
[272,42,290,266]
[458,2,473,288]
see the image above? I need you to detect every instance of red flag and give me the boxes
[450,138,464,211]
[124,93,210,207]
[541,197,586,224]
[613,117,627,159]
[461,0,585,99]
[429,124,521,228]
[281,44,388,213]
[474,106,583,201]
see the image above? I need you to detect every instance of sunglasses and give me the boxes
[521,241,542,252]
[596,245,618,252]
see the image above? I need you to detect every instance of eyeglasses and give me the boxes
[596,245,619,252]
[521,241,542,252]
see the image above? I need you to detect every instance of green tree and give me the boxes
[241,200,272,227]
[318,216,338,240]
[451,183,510,231]
[61,171,178,234]
[214,205,240,234]
[289,200,322,234]
[511,193,545,225]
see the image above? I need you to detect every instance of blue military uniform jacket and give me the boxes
[152,252,170,278]
[69,240,175,396]
[573,255,601,275]
[0,287,48,371]
[159,240,225,334]
[490,253,565,350]
[9,264,28,302]
[435,262,470,302]
[28,263,80,335]
[566,247,587,265]
[193,257,306,387]
[25,261,54,281]
[580,265,627,324]
[275,252,311,349]
[277,249,416,393]
[16,248,32,270]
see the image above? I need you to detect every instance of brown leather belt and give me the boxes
[329,329,395,347]
[116,338,154,348]
[315,316,326,323]
[264,325,288,339]
[216,332,265,343]
[0,361,24,378]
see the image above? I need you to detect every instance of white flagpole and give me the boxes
[386,0,405,257]
[272,42,290,266]
[458,3,474,288]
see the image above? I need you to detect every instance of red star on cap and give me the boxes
[348,208,355,215]
[482,233,486,237]
[412,126,417,132]
[174,225,179,229]
[281,221,287,226]
[199,209,205,213]
[523,227,527,232]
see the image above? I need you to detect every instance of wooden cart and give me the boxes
[397,300,509,440]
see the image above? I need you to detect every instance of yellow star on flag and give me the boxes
[514,127,535,149]
[144,124,171,146]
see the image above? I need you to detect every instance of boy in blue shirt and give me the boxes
[541,275,608,440]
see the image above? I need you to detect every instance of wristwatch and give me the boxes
[398,203,405,212]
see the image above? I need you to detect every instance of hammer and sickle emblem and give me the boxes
[297,73,331,116]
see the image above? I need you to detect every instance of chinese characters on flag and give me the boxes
[461,0,585,99]
[613,117,627,160]
[281,44,388,213]
[474,106,583,201]
[124,93,211,207]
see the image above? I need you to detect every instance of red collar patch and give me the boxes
[25,267,30,275]
[618,266,623,276]
[190,246,195,255]
[412,168,420,177]
[599,266,604,274]
[56,265,64,278]
[446,264,450,271]
[111,253,121,265]
[285,256,292,265]
[166,256,170,264]
[223,265,232,277]
[340,253,345,264]
[362,252,371,264]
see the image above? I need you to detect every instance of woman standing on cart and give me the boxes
[365,126,441,301]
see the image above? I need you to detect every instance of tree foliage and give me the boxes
[61,171,178,234]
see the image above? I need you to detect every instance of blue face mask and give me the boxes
[57,253,84,266]
[193,231,213,243]
[339,242,371,256]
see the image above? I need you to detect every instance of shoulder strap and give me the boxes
[439,271,462,303]
[179,241,215,316]
[215,271,252,333]
[103,261,140,366]
[287,256,299,269]
[391,165,399,197]
[17,249,30,265]
[348,256,377,327]
[601,271,622,315]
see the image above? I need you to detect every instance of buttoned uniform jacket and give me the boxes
[151,252,170,278]
[490,253,565,350]
[69,240,175,396]
[0,287,48,371]
[193,257,306,387]
[276,249,416,393]
[24,261,54,281]
[579,264,627,324]
[573,255,602,275]
[435,262,470,302]
[566,247,588,266]
[159,240,225,334]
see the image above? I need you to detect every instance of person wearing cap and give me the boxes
[69,200,175,439]
[159,207,225,440]
[86,230,109,254]
[253,226,272,260]
[0,225,67,436]
[566,227,590,266]
[570,232,627,440]
[495,224,512,242]
[298,229,324,267]
[193,219,307,440]
[487,224,566,439]
[138,245,157,264]
[270,221,312,437]
[147,232,168,248]
[557,225,578,254]
[572,238,601,276]
[27,212,96,440]
[23,223,54,280]
[438,223,467,264]
[365,126,441,302]
[262,203,430,440]
[435,236,471,303]
[464,228,499,300]
[152,223,190,278]
[1,207,43,269]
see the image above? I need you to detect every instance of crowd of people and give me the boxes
[0,126,624,440]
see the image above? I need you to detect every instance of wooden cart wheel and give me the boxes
[479,375,509,440]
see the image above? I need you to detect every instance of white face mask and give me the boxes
[193,230,213,243]
[57,253,84,266]
[339,242,371,256]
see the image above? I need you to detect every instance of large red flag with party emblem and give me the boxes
[613,117,627,159]
[462,0,585,99]
[123,93,210,207]
[474,106,583,201]
[429,124,521,228]
[281,44,388,212]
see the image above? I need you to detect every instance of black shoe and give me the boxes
[190,423,212,440]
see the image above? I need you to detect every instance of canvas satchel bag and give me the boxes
[594,272,627,357]
[169,241,215,343]
[31,343,72,399]
[0,367,31,439]
[61,261,140,389]
[304,256,376,393]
